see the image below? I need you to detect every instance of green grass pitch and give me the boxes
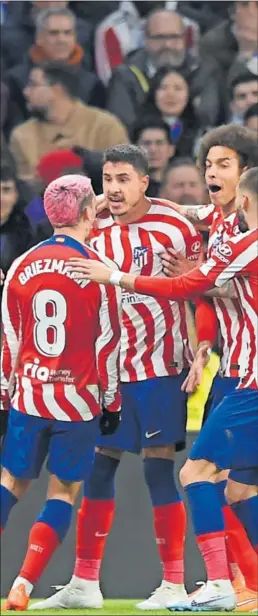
[0,598,238,615]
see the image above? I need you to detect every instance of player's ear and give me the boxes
[141,174,149,194]
[242,195,249,212]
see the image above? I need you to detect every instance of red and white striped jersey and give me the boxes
[91,198,201,382]
[1,235,121,420]
[134,229,258,390]
[197,204,247,378]
[200,229,258,390]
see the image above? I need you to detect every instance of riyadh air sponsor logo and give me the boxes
[191,240,201,253]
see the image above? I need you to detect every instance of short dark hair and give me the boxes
[40,62,79,98]
[103,144,149,175]
[198,124,258,175]
[230,71,258,100]
[162,157,200,185]
[0,162,17,183]
[131,117,173,145]
[244,102,258,122]
[239,167,258,198]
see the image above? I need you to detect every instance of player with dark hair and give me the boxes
[67,166,258,612]
[1,175,122,611]
[32,144,206,612]
[66,127,258,613]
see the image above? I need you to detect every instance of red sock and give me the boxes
[20,522,60,585]
[223,505,258,591]
[197,531,230,581]
[153,501,186,584]
[74,498,115,581]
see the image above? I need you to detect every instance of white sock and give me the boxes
[71,575,100,589]
[209,579,233,591]
[12,576,34,596]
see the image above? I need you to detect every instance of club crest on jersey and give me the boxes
[133,246,148,268]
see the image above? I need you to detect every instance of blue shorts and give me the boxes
[190,388,258,474]
[202,375,240,424]
[2,408,98,482]
[97,373,188,453]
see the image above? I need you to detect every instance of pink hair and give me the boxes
[44,174,93,227]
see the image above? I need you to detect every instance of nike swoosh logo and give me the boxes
[145,430,162,439]
[95,532,108,537]
[192,596,233,606]
[237,599,256,607]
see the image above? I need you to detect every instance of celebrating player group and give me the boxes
[1,123,257,613]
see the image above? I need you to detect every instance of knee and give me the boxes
[179,459,217,488]
[47,475,81,505]
[1,468,30,500]
[85,451,120,500]
[225,479,257,506]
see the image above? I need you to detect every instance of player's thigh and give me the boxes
[95,446,123,461]
[1,408,50,481]
[202,375,240,426]
[180,457,218,487]
[143,444,175,459]
[225,477,258,505]
[48,416,99,484]
[96,383,141,455]
[137,372,188,454]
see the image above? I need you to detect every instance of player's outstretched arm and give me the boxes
[66,257,214,299]
[95,283,122,435]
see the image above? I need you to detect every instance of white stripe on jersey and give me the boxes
[42,383,72,421]
[215,242,257,287]
[64,384,95,421]
[21,376,41,417]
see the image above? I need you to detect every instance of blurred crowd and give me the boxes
[1,0,258,285]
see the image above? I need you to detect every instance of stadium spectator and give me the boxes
[9,63,128,182]
[0,162,35,282]
[140,66,199,157]
[200,1,258,83]
[132,117,175,196]
[228,71,258,125]
[159,157,206,205]
[1,1,93,72]
[106,8,222,132]
[3,6,105,133]
[0,81,9,129]
[244,102,258,134]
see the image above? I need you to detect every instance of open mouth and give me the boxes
[208,185,222,194]
[109,197,124,203]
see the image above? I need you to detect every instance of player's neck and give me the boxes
[113,196,151,225]
[220,198,236,219]
[53,228,87,244]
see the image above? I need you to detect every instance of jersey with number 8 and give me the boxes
[1,236,121,421]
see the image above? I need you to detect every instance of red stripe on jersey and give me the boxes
[155,297,176,371]
[132,303,156,379]
[61,384,88,421]
[123,314,138,381]
[77,387,99,416]
[104,227,115,261]
[120,227,133,271]
[35,384,56,420]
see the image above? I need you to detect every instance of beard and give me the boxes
[237,206,249,233]
[29,107,49,122]
[155,48,186,69]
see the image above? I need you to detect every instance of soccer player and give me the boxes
[160,124,258,611]
[75,166,258,612]
[32,144,203,612]
[0,175,121,611]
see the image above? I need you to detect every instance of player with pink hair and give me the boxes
[1,175,122,612]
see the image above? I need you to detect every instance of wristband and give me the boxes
[109,271,124,286]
